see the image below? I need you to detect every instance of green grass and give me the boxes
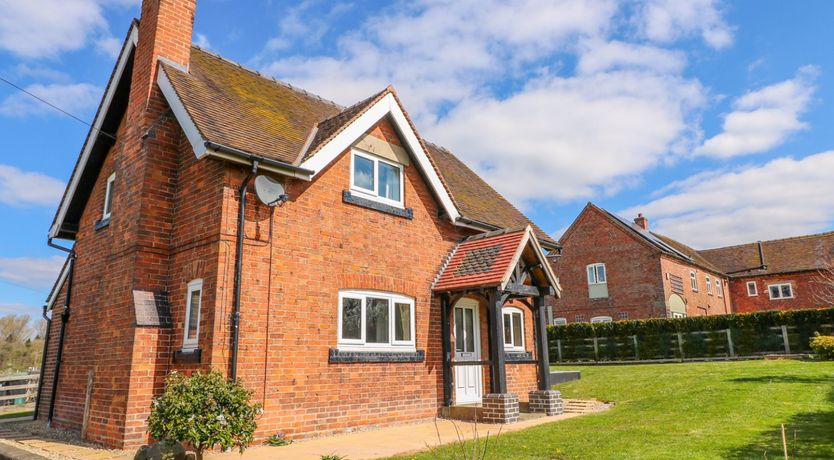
[394,360,834,459]
[0,409,33,420]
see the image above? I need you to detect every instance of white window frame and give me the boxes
[502,307,525,352]
[586,263,607,285]
[767,283,794,300]
[591,316,612,324]
[705,275,713,295]
[183,279,203,350]
[349,149,405,208]
[102,172,115,219]
[553,317,567,326]
[746,281,758,297]
[715,279,723,298]
[617,311,628,321]
[337,290,415,351]
[671,311,686,318]
[690,271,698,292]
[575,314,586,323]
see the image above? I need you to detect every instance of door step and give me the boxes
[562,399,608,414]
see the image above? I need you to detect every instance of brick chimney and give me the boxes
[129,0,196,122]
[634,213,649,231]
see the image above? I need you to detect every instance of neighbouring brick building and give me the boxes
[547,203,731,323]
[549,203,834,324]
[36,0,563,449]
[700,232,834,313]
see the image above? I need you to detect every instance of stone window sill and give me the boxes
[173,348,201,364]
[328,348,425,363]
[505,351,533,362]
[342,191,413,219]
[94,217,110,231]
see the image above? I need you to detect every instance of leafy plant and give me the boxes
[810,334,834,360]
[265,433,292,447]
[147,370,262,460]
[423,417,502,460]
[320,455,347,460]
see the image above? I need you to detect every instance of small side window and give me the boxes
[553,317,567,326]
[502,308,525,352]
[747,281,757,296]
[705,275,713,295]
[690,271,698,292]
[103,173,115,219]
[183,279,203,350]
[591,316,612,324]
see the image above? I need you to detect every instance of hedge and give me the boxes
[547,307,834,362]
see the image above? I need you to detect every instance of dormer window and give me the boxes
[351,149,403,207]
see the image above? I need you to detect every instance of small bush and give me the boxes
[265,433,292,447]
[147,370,261,460]
[810,334,834,360]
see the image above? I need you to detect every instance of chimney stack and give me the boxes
[634,213,649,231]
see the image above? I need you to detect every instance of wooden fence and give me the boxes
[0,373,39,406]
[551,324,834,363]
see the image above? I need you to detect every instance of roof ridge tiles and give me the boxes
[700,230,834,252]
[190,46,344,110]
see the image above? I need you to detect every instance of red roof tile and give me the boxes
[433,228,528,291]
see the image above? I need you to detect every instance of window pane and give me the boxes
[748,283,756,295]
[454,308,464,352]
[341,297,361,340]
[394,302,411,341]
[587,266,595,284]
[353,155,374,191]
[503,313,512,345]
[187,289,201,340]
[104,180,114,215]
[512,313,522,347]
[464,309,474,352]
[378,161,401,201]
[781,285,792,297]
[366,297,390,343]
[596,265,606,283]
[770,285,780,298]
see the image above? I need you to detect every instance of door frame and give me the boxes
[453,297,483,404]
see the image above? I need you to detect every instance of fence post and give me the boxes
[632,335,639,360]
[781,325,791,354]
[557,339,563,362]
[676,332,685,360]
[592,336,599,361]
[725,329,735,357]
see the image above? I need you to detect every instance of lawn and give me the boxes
[394,360,834,459]
[0,409,33,420]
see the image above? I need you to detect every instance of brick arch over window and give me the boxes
[335,273,422,300]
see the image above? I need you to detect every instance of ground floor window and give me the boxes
[671,311,686,318]
[183,279,202,350]
[503,307,524,351]
[768,283,794,300]
[617,311,629,321]
[747,281,758,296]
[338,290,415,351]
[591,316,612,323]
[553,317,567,326]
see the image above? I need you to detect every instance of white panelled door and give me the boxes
[453,298,483,404]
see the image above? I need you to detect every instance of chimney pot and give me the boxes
[634,213,649,231]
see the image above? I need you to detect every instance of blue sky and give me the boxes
[1,0,833,317]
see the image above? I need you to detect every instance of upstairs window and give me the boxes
[587,263,606,284]
[715,279,723,298]
[351,150,403,207]
[747,281,758,296]
[183,279,203,350]
[502,307,525,352]
[102,173,115,219]
[338,290,415,350]
[690,271,698,292]
[768,283,793,300]
[705,275,713,295]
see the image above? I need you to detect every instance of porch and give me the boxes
[433,227,564,423]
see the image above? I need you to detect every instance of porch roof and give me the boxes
[433,226,561,294]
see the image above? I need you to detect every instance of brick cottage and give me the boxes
[548,203,834,323]
[35,0,563,449]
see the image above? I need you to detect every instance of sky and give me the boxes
[1,0,833,317]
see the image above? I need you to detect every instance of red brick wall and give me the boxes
[659,256,731,317]
[547,207,666,322]
[36,284,66,421]
[730,271,829,313]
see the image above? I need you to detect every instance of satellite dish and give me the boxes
[254,175,287,206]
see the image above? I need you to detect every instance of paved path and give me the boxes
[209,413,583,460]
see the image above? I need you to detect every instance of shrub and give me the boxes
[810,334,834,360]
[147,370,261,460]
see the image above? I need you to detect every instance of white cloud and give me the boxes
[0,82,101,118]
[194,33,211,50]
[0,164,66,207]
[428,71,705,203]
[576,39,687,75]
[622,151,834,248]
[0,0,134,59]
[636,0,733,49]
[0,255,66,290]
[0,304,41,316]
[697,66,818,158]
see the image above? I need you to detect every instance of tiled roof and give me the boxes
[161,47,556,246]
[652,233,724,274]
[433,228,528,291]
[699,231,834,277]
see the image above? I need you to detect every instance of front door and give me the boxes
[453,298,483,404]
